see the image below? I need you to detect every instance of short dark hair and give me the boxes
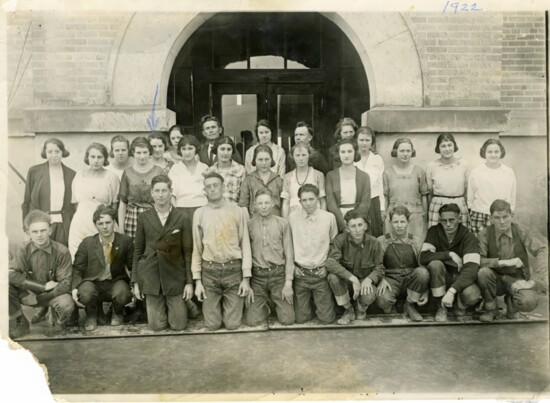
[109,135,130,158]
[254,188,273,200]
[92,204,117,224]
[389,206,411,221]
[151,174,172,189]
[251,144,276,167]
[168,124,184,135]
[435,133,459,154]
[391,138,416,158]
[480,138,506,159]
[295,121,314,137]
[200,115,221,130]
[438,203,461,216]
[334,138,361,163]
[298,183,319,198]
[344,208,368,224]
[176,135,200,156]
[84,143,110,166]
[203,171,224,184]
[130,137,154,156]
[490,199,512,215]
[255,120,272,136]
[212,136,235,155]
[41,138,70,159]
[24,210,51,230]
[356,126,378,154]
[148,131,169,149]
[334,117,358,141]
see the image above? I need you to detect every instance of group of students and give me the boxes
[8,116,547,338]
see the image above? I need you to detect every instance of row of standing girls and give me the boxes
[21,116,516,261]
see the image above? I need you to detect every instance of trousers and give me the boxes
[375,267,430,313]
[327,273,376,308]
[77,279,132,316]
[202,260,244,331]
[477,267,538,312]
[9,283,75,324]
[145,293,188,331]
[294,268,335,324]
[427,260,481,307]
[246,266,295,326]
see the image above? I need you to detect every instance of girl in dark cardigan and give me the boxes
[22,138,75,246]
[326,139,371,233]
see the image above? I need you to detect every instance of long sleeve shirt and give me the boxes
[191,199,252,279]
[9,240,72,301]
[420,223,480,292]
[467,163,516,214]
[248,215,294,281]
[326,232,385,283]
[478,224,547,277]
[288,209,338,269]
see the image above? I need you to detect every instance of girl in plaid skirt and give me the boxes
[467,139,516,234]
[426,133,470,229]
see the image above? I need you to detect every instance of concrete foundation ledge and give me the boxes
[22,106,176,134]
[363,106,511,134]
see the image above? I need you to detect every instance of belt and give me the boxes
[203,259,242,266]
[340,203,355,208]
[48,210,64,215]
[253,264,285,271]
[294,262,324,271]
[433,195,463,199]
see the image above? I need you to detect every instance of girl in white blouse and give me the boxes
[354,126,385,237]
[467,138,516,234]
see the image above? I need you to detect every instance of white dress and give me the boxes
[68,169,120,259]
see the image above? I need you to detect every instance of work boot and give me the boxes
[505,295,520,319]
[337,306,355,325]
[479,308,499,322]
[30,306,49,324]
[66,309,79,327]
[110,312,124,326]
[186,300,200,319]
[84,314,98,331]
[454,306,467,317]
[97,305,111,326]
[9,314,30,339]
[404,301,423,322]
[355,301,367,320]
[434,306,448,322]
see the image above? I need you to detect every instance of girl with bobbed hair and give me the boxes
[281,142,326,218]
[426,133,470,228]
[68,142,120,258]
[239,144,284,216]
[148,131,173,175]
[22,138,76,246]
[106,135,133,179]
[244,120,286,177]
[118,137,164,239]
[383,138,429,240]
[467,138,516,233]
[164,124,185,163]
[329,117,359,169]
[168,135,209,213]
[326,138,371,232]
[354,126,385,237]
[205,135,246,203]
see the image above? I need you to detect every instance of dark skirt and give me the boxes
[368,196,384,237]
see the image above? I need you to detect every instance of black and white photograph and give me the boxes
[1,0,549,401]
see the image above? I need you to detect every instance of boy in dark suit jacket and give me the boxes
[132,175,194,331]
[72,205,134,331]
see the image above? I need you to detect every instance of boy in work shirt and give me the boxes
[246,188,295,326]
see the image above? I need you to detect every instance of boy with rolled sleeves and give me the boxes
[246,188,295,326]
[9,210,75,338]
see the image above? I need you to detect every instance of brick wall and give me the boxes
[10,12,127,108]
[501,12,546,111]
[408,13,504,107]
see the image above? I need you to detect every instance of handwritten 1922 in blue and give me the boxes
[442,1,482,13]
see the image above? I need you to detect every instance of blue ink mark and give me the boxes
[443,1,482,13]
[147,84,160,130]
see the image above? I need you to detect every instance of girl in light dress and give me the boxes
[281,143,326,218]
[354,127,385,237]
